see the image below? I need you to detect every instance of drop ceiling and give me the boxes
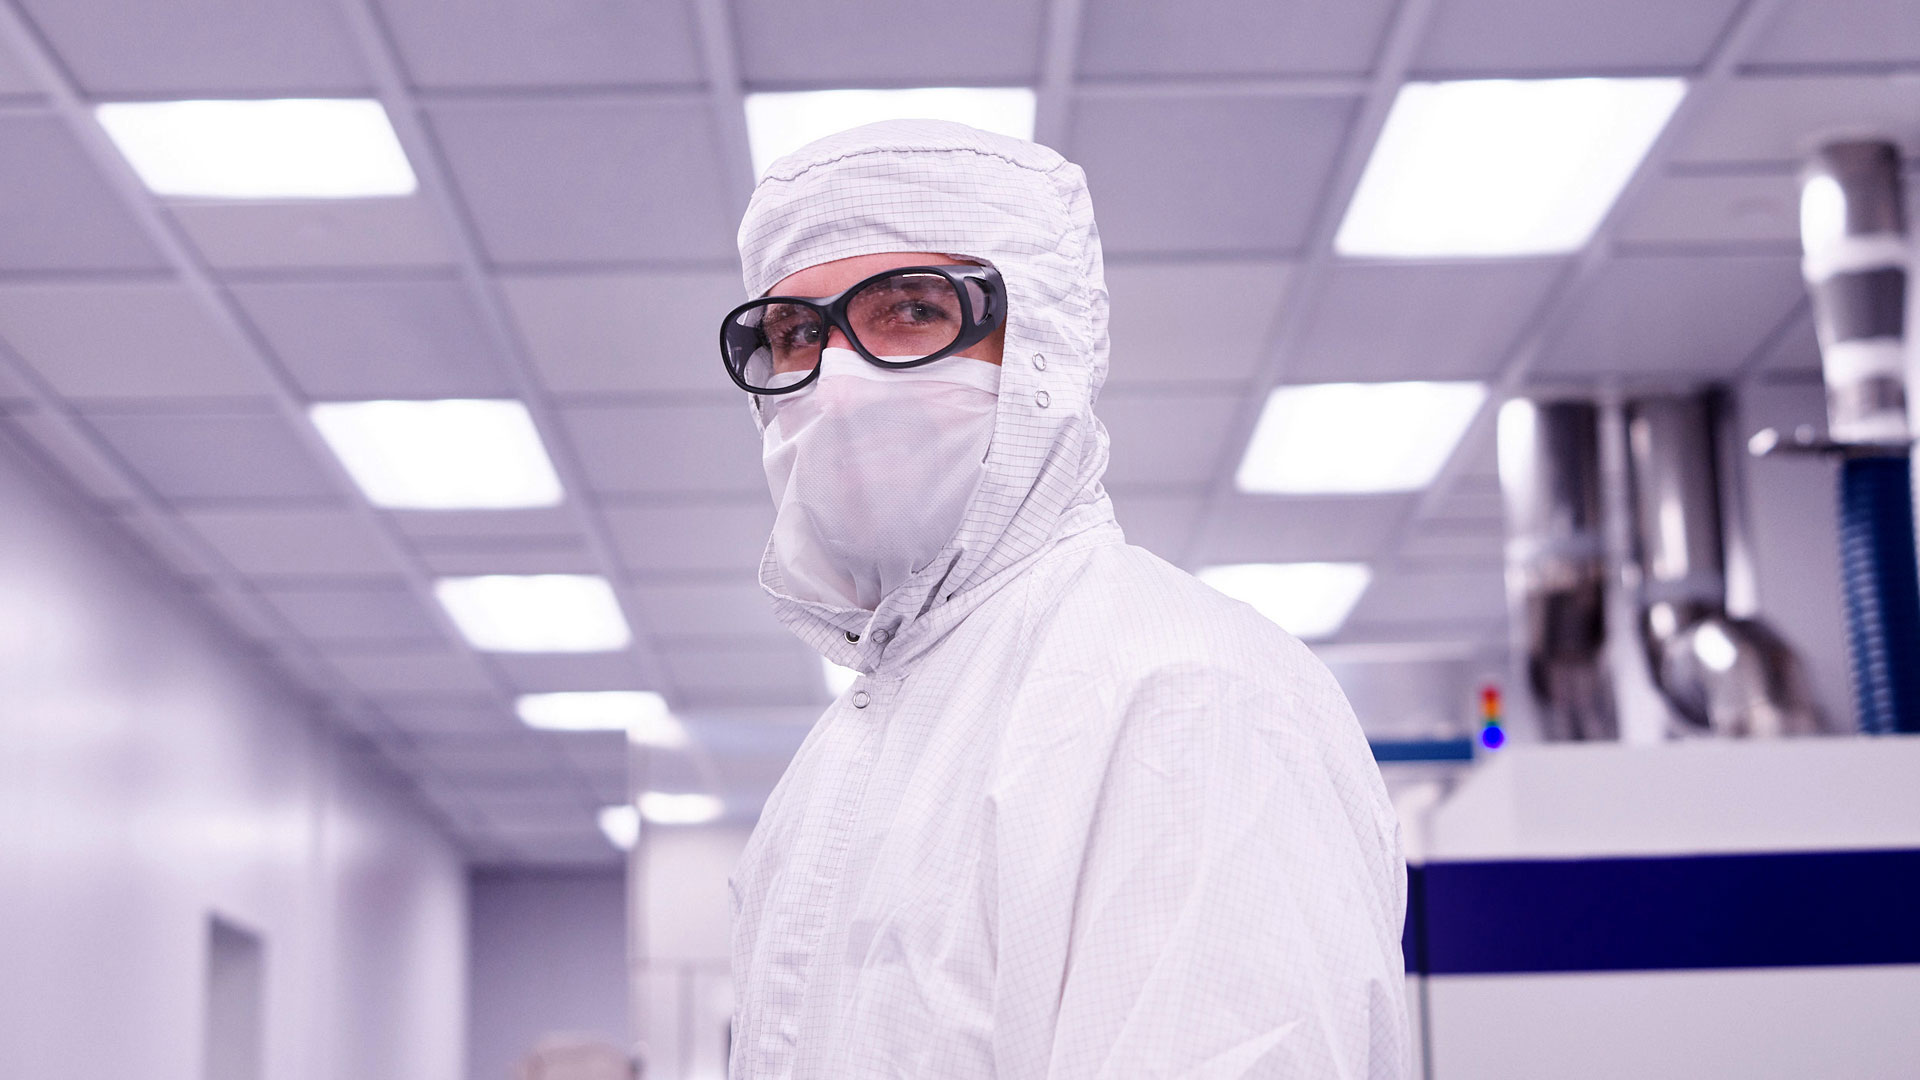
[0,0,1913,864]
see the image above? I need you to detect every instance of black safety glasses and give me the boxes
[719,264,1005,395]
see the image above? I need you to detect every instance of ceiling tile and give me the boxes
[329,647,497,695]
[500,270,746,395]
[0,115,165,273]
[82,407,342,503]
[15,0,369,95]
[735,0,1043,85]
[661,639,826,709]
[0,358,31,405]
[108,509,229,582]
[1071,95,1356,256]
[378,0,703,88]
[1192,494,1413,564]
[189,584,286,645]
[1667,76,1920,167]
[1392,519,1504,567]
[561,401,764,497]
[1343,567,1508,629]
[1080,0,1392,78]
[1098,392,1242,488]
[489,651,652,694]
[1291,260,1563,382]
[180,507,400,575]
[1411,0,1741,75]
[1613,173,1800,247]
[0,281,273,399]
[1536,254,1806,378]
[176,199,456,271]
[1107,490,1204,563]
[230,276,511,399]
[378,696,520,737]
[1423,475,1505,526]
[1103,259,1293,388]
[0,408,141,502]
[633,579,783,639]
[550,729,627,774]
[1747,0,1920,68]
[1756,308,1820,375]
[258,582,443,643]
[0,31,38,97]
[603,500,773,575]
[389,506,581,544]
[413,733,566,784]
[427,99,738,263]
[411,543,603,576]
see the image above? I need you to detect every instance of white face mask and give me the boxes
[760,348,1000,611]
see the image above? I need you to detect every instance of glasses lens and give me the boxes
[725,302,826,391]
[845,271,966,362]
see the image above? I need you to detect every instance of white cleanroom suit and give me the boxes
[728,120,1411,1079]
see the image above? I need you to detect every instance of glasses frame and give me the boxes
[719,263,1006,396]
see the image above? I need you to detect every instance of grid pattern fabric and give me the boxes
[728,121,1411,1078]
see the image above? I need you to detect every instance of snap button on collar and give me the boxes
[1035,390,1051,408]
[845,630,860,643]
[852,690,871,709]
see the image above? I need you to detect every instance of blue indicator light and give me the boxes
[1479,724,1506,750]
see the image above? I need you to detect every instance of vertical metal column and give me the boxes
[1798,140,1920,733]
[1497,399,1617,740]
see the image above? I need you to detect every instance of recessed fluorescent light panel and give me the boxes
[1335,77,1687,257]
[95,98,417,199]
[822,658,859,696]
[1198,563,1373,640]
[516,691,686,746]
[598,805,641,851]
[638,792,724,826]
[744,87,1037,176]
[1237,381,1487,494]
[309,400,564,510]
[434,575,631,653]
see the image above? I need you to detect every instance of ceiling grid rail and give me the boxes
[1034,0,1088,151]
[689,0,756,213]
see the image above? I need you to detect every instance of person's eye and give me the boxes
[765,319,818,352]
[893,299,951,324]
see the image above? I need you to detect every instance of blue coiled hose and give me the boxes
[1838,455,1920,733]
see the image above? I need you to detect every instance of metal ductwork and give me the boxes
[1498,399,1616,740]
[1791,139,1920,734]
[1624,394,1823,737]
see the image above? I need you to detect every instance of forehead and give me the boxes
[769,251,964,298]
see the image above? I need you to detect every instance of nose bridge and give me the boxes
[825,324,853,351]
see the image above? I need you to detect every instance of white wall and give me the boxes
[468,870,632,1080]
[0,427,468,1080]
[633,824,751,1080]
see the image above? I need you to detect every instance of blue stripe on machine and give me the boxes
[1405,849,1920,975]
[1371,737,1476,763]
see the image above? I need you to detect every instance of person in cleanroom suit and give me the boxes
[720,119,1411,1079]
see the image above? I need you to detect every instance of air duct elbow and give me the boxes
[1627,394,1825,736]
